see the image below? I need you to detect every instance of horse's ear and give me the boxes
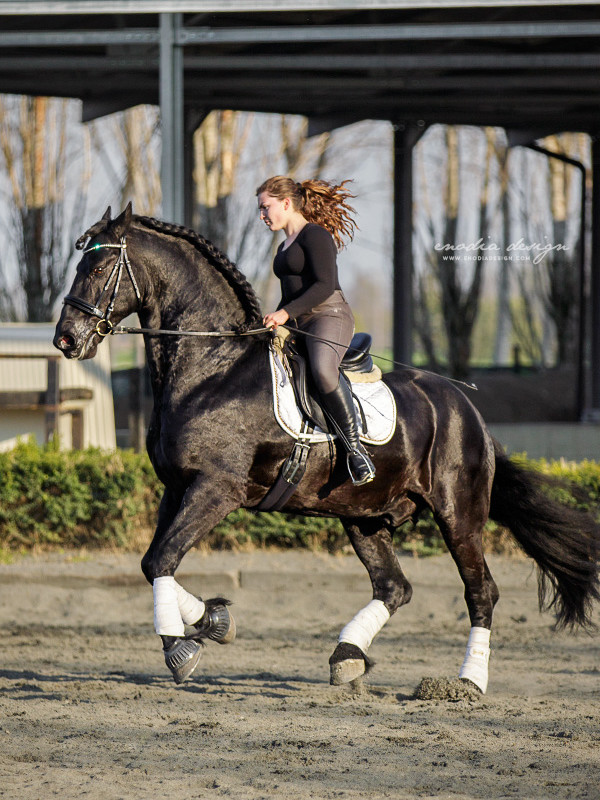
[112,202,133,240]
[102,206,112,221]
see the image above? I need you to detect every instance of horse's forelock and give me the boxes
[75,218,111,250]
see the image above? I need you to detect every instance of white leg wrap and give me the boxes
[174,581,206,625]
[153,576,185,637]
[459,626,491,694]
[338,599,390,654]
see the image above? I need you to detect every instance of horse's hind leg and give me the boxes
[435,510,499,694]
[330,517,413,685]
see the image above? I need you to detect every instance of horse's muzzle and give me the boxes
[53,323,98,360]
[53,328,79,358]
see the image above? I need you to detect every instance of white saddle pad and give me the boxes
[268,347,397,445]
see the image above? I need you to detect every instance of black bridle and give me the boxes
[63,237,142,337]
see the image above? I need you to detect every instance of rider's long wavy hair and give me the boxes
[256,175,357,250]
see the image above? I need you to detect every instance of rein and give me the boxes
[111,322,477,390]
[282,324,478,391]
[111,325,270,338]
[65,236,476,390]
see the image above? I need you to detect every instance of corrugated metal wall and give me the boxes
[0,323,116,451]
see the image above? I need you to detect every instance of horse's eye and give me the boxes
[86,248,107,275]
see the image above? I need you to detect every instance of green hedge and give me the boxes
[0,440,599,556]
[0,439,161,551]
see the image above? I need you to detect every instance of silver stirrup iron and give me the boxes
[347,449,376,486]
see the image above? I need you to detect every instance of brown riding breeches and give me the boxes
[294,290,355,395]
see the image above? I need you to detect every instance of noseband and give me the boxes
[63,237,142,336]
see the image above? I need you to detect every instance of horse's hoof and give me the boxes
[214,609,236,645]
[164,638,202,684]
[330,658,365,685]
[329,642,372,685]
[194,598,236,645]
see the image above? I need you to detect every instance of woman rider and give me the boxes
[257,175,375,486]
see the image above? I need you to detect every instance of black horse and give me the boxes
[54,204,599,692]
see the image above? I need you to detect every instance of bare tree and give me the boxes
[492,136,512,365]
[0,95,91,321]
[192,109,254,252]
[544,157,580,365]
[89,104,161,216]
[415,126,502,379]
[509,133,586,367]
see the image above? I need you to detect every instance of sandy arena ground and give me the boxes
[0,548,598,800]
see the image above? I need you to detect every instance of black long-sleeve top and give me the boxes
[273,223,341,319]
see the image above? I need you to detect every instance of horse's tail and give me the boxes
[489,440,600,630]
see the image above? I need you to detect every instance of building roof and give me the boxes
[0,2,598,132]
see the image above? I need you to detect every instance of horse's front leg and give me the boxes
[141,478,243,684]
[330,517,413,685]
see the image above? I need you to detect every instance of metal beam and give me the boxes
[2,20,600,49]
[0,29,159,46]
[159,12,184,225]
[407,73,600,91]
[5,52,599,73]
[174,73,600,92]
[1,0,598,13]
[182,53,600,71]
[178,21,600,45]
[0,56,157,70]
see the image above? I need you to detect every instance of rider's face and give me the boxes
[258,192,292,233]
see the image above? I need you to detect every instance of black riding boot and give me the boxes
[321,379,376,486]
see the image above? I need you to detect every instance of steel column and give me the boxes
[183,108,207,230]
[160,12,184,225]
[44,357,60,445]
[589,136,600,418]
[392,124,422,365]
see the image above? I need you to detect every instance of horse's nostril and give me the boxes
[58,334,75,350]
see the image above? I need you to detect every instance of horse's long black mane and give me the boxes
[137,216,263,330]
[77,212,264,331]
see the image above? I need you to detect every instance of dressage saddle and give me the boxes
[283,332,373,434]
